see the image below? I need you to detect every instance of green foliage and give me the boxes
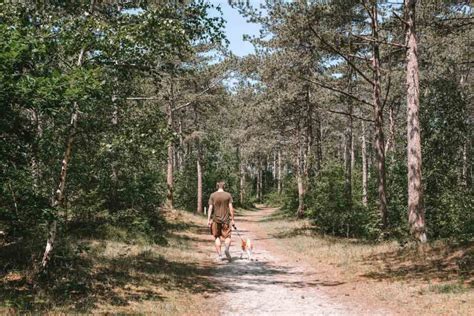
[277,164,379,240]
[0,0,226,277]
[175,133,241,212]
[264,190,285,207]
[305,163,380,239]
[386,158,410,241]
[421,79,473,241]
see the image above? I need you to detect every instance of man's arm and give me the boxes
[229,203,235,226]
[207,205,213,227]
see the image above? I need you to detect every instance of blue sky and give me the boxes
[208,1,261,57]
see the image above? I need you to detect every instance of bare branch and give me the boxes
[308,25,376,86]
[347,53,373,62]
[381,69,392,110]
[124,72,230,108]
[324,108,374,123]
[126,96,159,100]
[301,76,373,108]
[173,72,230,112]
[352,34,407,49]
[393,10,409,26]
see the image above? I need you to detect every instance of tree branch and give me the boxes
[173,79,221,112]
[308,25,376,86]
[381,67,392,110]
[323,108,374,123]
[126,96,159,100]
[393,10,409,26]
[302,76,373,108]
[124,72,229,110]
[351,34,407,49]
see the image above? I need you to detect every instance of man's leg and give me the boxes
[224,237,231,261]
[214,237,222,257]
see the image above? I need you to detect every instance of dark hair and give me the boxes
[216,181,225,190]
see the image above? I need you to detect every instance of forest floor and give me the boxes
[1,206,472,314]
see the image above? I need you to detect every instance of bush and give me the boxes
[306,163,380,239]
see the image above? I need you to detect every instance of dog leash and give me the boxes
[232,224,245,242]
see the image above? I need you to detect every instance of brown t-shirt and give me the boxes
[209,191,233,224]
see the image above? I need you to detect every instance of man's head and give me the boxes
[216,180,226,190]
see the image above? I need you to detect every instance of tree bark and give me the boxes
[305,88,313,179]
[259,160,263,201]
[296,146,305,218]
[165,80,175,210]
[110,94,119,211]
[351,133,355,173]
[385,103,396,159]
[256,159,262,202]
[177,117,184,171]
[405,0,426,243]
[29,108,43,192]
[296,126,305,218]
[273,151,277,182]
[344,116,353,209]
[277,149,282,194]
[315,111,322,174]
[240,161,245,204]
[371,3,389,230]
[196,143,203,213]
[362,121,368,207]
[462,140,471,187]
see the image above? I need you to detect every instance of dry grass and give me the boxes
[1,210,219,315]
[260,211,474,315]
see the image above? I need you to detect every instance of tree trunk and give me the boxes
[240,161,245,204]
[273,151,277,182]
[344,116,353,209]
[362,121,368,207]
[371,3,389,230]
[461,142,469,187]
[351,133,355,173]
[315,115,322,174]
[296,128,305,218]
[196,144,203,213]
[41,33,91,267]
[178,117,184,171]
[166,121,174,209]
[368,127,373,182]
[256,160,262,202]
[277,149,282,194]
[304,89,313,179]
[110,94,119,211]
[259,160,263,201]
[42,105,78,268]
[296,147,305,218]
[406,0,426,243]
[385,104,396,160]
[165,79,175,210]
[30,108,43,192]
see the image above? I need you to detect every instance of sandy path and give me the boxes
[207,207,388,316]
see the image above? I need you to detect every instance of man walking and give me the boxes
[207,181,234,261]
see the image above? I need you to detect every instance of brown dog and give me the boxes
[240,238,253,261]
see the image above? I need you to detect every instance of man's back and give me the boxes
[209,191,233,223]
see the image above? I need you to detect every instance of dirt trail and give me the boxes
[207,207,389,316]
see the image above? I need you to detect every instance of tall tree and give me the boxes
[405,0,427,242]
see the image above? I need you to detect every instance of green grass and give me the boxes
[427,283,469,294]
